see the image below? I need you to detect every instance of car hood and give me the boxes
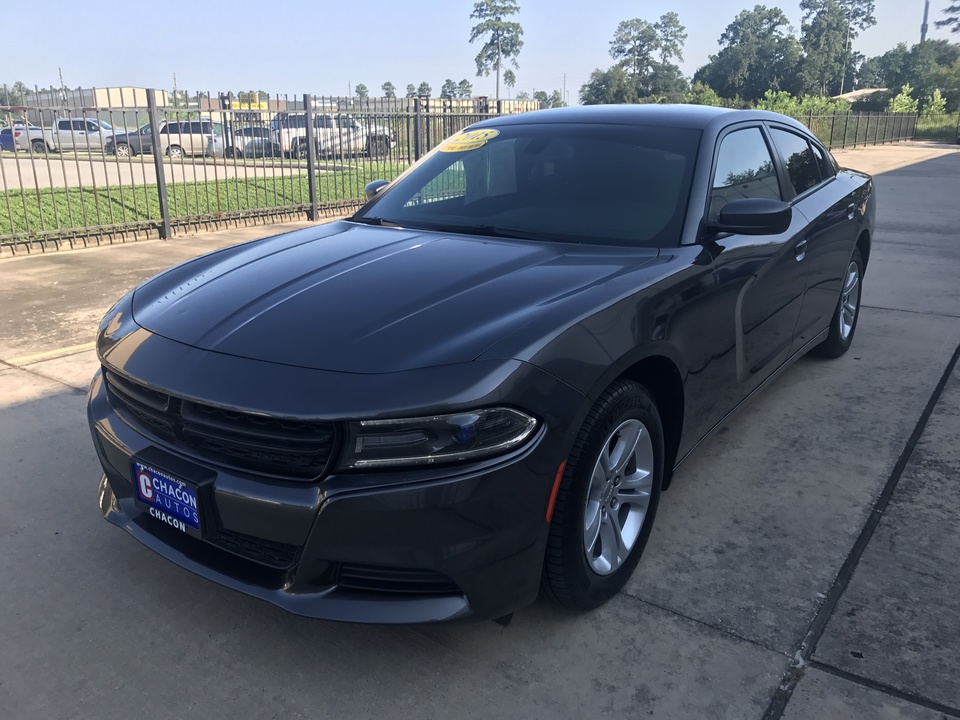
[130,221,660,373]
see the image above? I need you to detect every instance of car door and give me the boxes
[336,115,364,155]
[705,124,808,397]
[84,119,105,151]
[766,126,860,353]
[54,119,75,150]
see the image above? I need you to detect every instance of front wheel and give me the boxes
[114,143,131,157]
[167,145,184,159]
[541,379,663,610]
[813,247,864,359]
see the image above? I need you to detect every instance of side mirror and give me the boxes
[365,179,390,200]
[708,198,792,236]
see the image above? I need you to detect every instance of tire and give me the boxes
[813,246,863,359]
[542,379,663,610]
[368,137,390,158]
[167,145,184,159]
[114,143,130,157]
[31,139,47,154]
[291,140,306,160]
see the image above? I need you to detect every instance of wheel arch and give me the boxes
[619,355,685,491]
[856,229,871,277]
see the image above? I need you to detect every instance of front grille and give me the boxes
[211,528,299,568]
[104,369,337,480]
[337,563,462,596]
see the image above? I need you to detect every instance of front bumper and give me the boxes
[87,345,584,623]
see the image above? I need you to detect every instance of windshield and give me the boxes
[99,120,113,130]
[356,122,700,247]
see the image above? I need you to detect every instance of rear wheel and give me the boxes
[542,379,663,610]
[368,137,390,158]
[31,139,47,154]
[813,247,863,359]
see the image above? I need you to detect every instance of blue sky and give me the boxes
[4,0,954,99]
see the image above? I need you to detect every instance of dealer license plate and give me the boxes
[133,462,201,537]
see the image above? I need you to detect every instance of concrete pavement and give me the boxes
[0,141,958,719]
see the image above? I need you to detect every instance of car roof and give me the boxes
[470,104,810,134]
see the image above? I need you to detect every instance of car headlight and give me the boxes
[339,408,537,469]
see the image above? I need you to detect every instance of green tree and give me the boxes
[405,84,418,98]
[800,0,848,96]
[515,90,531,100]
[608,13,689,99]
[457,79,474,98]
[440,79,458,99]
[580,66,639,105]
[654,12,687,63]
[503,69,516,97]
[532,89,565,108]
[887,84,919,113]
[355,83,369,100]
[921,88,947,115]
[694,6,803,102]
[609,18,659,78]
[756,89,802,115]
[686,82,725,106]
[0,81,28,107]
[469,0,524,100]
[935,3,960,33]
[417,81,433,97]
[382,81,396,99]
[799,0,877,95]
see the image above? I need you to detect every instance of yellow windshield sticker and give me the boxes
[439,128,500,152]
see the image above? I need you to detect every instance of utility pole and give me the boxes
[921,0,930,42]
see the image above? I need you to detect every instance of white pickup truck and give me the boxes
[271,112,396,159]
[29,117,117,153]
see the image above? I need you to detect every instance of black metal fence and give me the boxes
[0,89,538,250]
[800,112,919,150]
[0,90,938,251]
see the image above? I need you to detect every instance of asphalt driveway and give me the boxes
[1,141,958,719]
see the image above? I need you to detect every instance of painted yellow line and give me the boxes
[5,342,96,366]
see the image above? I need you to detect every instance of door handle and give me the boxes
[794,239,807,262]
[847,203,856,220]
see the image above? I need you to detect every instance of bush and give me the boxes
[887,85,919,114]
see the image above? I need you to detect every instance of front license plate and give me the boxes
[133,462,201,537]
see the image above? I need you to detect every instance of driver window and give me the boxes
[710,128,781,222]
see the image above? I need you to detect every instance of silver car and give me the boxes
[208,125,280,158]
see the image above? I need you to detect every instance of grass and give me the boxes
[914,114,960,142]
[0,160,409,241]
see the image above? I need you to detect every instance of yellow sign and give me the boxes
[439,128,500,152]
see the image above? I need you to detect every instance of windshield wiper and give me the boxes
[348,216,400,227]
[424,224,569,242]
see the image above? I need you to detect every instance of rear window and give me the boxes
[359,123,700,247]
[770,128,822,196]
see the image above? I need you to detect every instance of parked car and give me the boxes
[1,123,51,153]
[88,105,874,623]
[0,127,20,152]
[105,125,153,157]
[42,117,116,153]
[207,125,280,159]
[272,111,396,158]
[107,119,225,158]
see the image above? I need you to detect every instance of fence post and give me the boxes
[828,114,836,149]
[413,98,422,161]
[303,94,319,221]
[146,89,171,240]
